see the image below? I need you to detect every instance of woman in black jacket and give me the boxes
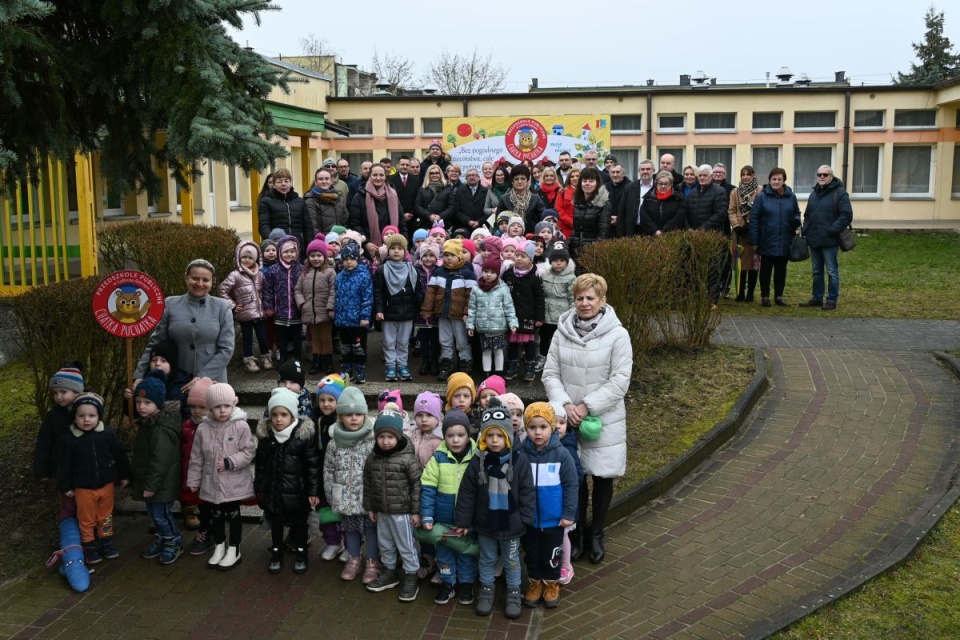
[348,164,405,245]
[639,171,688,236]
[569,167,612,261]
[496,164,545,233]
[414,164,446,232]
[428,164,463,227]
[749,167,801,308]
[257,168,310,257]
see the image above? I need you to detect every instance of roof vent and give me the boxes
[776,67,793,85]
[795,73,812,87]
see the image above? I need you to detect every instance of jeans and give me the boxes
[145,501,180,541]
[810,246,840,303]
[478,535,521,589]
[436,536,478,585]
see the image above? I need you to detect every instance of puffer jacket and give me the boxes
[333,263,373,327]
[542,305,633,478]
[347,182,407,240]
[541,258,576,324]
[802,178,853,249]
[467,280,517,334]
[294,263,335,325]
[638,188,688,236]
[749,184,801,257]
[455,448,535,540]
[263,235,304,322]
[131,401,183,502]
[421,264,477,319]
[420,440,477,526]
[570,187,612,253]
[520,433,579,528]
[403,422,443,468]
[429,182,461,225]
[415,186,443,230]
[304,188,348,235]
[34,405,72,479]
[324,418,375,516]
[363,437,422,515]
[187,408,256,504]
[180,417,202,505]
[254,416,321,514]
[218,241,265,322]
[258,188,310,250]
[686,182,729,233]
[373,261,423,322]
[502,266,545,325]
[496,190,546,234]
[57,423,131,493]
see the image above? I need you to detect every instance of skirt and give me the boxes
[479,332,507,351]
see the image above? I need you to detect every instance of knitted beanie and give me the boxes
[442,238,463,258]
[413,228,429,243]
[462,239,476,259]
[478,398,513,451]
[277,358,305,388]
[239,243,259,261]
[386,233,408,251]
[518,240,536,261]
[186,377,215,407]
[278,235,300,262]
[478,374,507,397]
[340,240,361,261]
[453,228,469,239]
[524,402,556,431]
[134,369,168,408]
[470,227,491,241]
[267,387,299,421]
[507,215,525,230]
[316,374,346,401]
[50,364,84,394]
[150,340,179,370]
[442,409,471,435]
[382,225,401,238]
[499,393,524,416]
[336,386,368,415]
[481,235,502,256]
[377,389,403,413]
[549,400,567,419]
[429,222,448,238]
[306,233,328,257]
[541,208,559,221]
[330,225,348,235]
[534,221,554,236]
[374,409,405,439]
[72,392,104,418]
[269,228,286,242]
[260,238,277,254]
[445,372,476,409]
[413,391,443,424]
[342,230,364,247]
[325,232,340,246]
[548,240,570,262]
[206,382,238,409]
[481,254,502,276]
[419,241,440,259]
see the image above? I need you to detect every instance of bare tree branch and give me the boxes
[370,49,416,93]
[297,32,335,74]
[425,49,508,94]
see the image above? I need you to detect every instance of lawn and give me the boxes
[720,231,960,320]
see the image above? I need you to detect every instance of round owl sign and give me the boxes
[92,270,165,338]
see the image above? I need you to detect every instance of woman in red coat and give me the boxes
[555,167,579,239]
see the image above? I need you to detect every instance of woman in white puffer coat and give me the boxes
[542,273,632,566]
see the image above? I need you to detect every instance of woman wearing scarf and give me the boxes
[415,165,447,234]
[429,164,464,228]
[728,165,762,302]
[484,165,510,227]
[536,167,562,210]
[348,164,404,245]
[479,161,495,189]
[305,169,349,235]
[542,273,632,565]
[495,164,545,234]
[638,171,688,237]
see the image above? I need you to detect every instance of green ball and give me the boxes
[579,415,602,441]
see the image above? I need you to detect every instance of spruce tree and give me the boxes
[0,0,291,197]
[896,5,960,85]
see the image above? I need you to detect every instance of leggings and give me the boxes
[579,476,615,531]
[508,340,538,364]
[306,322,333,356]
[338,326,368,366]
[239,319,269,358]
[211,500,243,546]
[270,510,307,550]
[539,323,558,357]
[275,322,303,361]
[759,255,789,299]
[417,327,439,360]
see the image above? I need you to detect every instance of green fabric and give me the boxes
[131,402,182,502]
[414,523,480,556]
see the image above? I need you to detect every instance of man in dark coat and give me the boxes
[605,163,631,236]
[800,165,853,311]
[451,168,490,231]
[389,156,421,239]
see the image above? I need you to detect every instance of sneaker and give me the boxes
[822,302,837,311]
[505,588,523,619]
[293,548,307,574]
[542,580,561,608]
[534,354,546,372]
[475,584,495,616]
[243,356,261,373]
[260,354,274,370]
[99,537,119,560]
[366,568,400,592]
[141,537,163,560]
[83,542,103,565]
[340,556,362,581]
[268,547,283,574]
[353,365,366,384]
[158,547,182,566]
[321,542,344,561]
[385,366,398,382]
[398,572,419,602]
[559,565,574,585]
[339,548,350,563]
[361,558,381,585]
[189,531,215,556]
[397,365,413,381]
[522,579,543,608]
[458,583,475,605]
[798,298,823,308]
[434,582,456,605]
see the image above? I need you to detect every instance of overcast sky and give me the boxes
[231,3,957,91]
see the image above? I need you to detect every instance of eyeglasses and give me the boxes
[656,182,672,187]
[817,173,831,178]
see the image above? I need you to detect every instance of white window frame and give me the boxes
[893,109,938,131]
[421,118,442,136]
[656,147,685,173]
[850,145,882,198]
[228,165,241,207]
[338,119,373,138]
[853,109,886,131]
[694,112,736,134]
[657,114,686,134]
[611,115,643,134]
[387,118,415,138]
[695,147,735,171]
[610,148,641,180]
[751,146,781,182]
[793,146,835,196]
[891,145,934,198]
[389,150,415,164]
[751,112,783,133]
[794,111,838,132]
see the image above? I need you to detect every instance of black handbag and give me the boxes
[788,234,810,262]
[838,226,857,252]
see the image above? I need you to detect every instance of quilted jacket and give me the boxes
[362,437,422,515]
[218,241,265,322]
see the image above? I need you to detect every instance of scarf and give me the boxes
[512,264,532,278]
[478,450,514,531]
[478,275,499,292]
[239,261,259,278]
[272,421,297,444]
[480,177,492,189]
[383,259,417,296]
[426,180,444,194]
[737,178,759,202]
[538,182,560,207]
[364,183,400,246]
[655,188,673,201]
[509,188,531,214]
[333,420,373,448]
[492,182,509,199]
[574,305,607,337]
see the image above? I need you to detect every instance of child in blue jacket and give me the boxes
[333,241,373,384]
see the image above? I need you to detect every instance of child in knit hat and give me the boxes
[467,254,517,379]
[181,377,214,543]
[405,391,444,580]
[58,392,131,565]
[414,241,441,376]
[494,213,511,237]
[520,402,578,609]
[263,235,305,365]
[325,387,380,583]
[131,369,184,565]
[477,375,507,410]
[420,238,478,380]
[186,383,256,571]
[260,236,279,271]
[412,228,429,252]
[312,374,347,561]
[123,340,189,418]
[550,401,583,586]
[260,237,280,361]
[220,240,272,373]
[421,409,478,606]
[334,240,374,384]
[256,387,321,575]
[445,371,479,436]
[34,362,85,521]
[374,233,422,383]
[499,393,525,442]
[455,398,535,619]
[538,240,575,373]
[502,240,545,383]
[506,216,526,239]
[363,406,422,601]
[296,233,336,376]
[262,359,312,424]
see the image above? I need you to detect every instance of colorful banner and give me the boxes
[441,115,611,173]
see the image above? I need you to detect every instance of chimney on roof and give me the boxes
[776,67,793,86]
[531,77,538,90]
[680,74,691,86]
[646,79,655,86]
[710,77,717,86]
[375,82,392,95]
[835,70,846,83]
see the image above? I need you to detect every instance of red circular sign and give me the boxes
[92,270,166,338]
[505,118,548,162]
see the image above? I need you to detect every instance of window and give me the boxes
[752,112,782,131]
[421,118,442,136]
[893,109,937,129]
[854,110,885,129]
[339,152,373,171]
[694,113,736,132]
[952,146,960,197]
[389,150,414,164]
[793,147,834,194]
[695,147,733,171]
[337,119,373,136]
[891,145,933,196]
[103,182,124,215]
[794,111,837,130]
[228,165,240,207]
[611,115,642,133]
[611,148,640,180]
[751,147,780,183]
[658,114,685,133]
[387,118,414,136]
[851,146,881,196]
[657,147,685,172]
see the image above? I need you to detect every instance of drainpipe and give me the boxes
[646,91,653,161]
[462,98,468,118]
[841,90,851,185]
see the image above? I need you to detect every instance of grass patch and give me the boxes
[774,503,960,639]
[722,231,960,320]
[619,345,756,492]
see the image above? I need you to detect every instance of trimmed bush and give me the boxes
[578,231,727,371]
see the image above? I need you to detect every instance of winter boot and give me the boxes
[589,529,606,564]
[570,526,585,562]
[340,363,353,382]
[436,358,453,381]
[99,535,119,560]
[340,556,361,581]
[504,360,519,381]
[158,536,182,565]
[542,580,561,608]
[505,587,523,619]
[419,356,431,376]
[218,545,242,571]
[309,354,322,375]
[353,364,366,384]
[475,583,495,616]
[523,579,544,607]
[398,571,420,602]
[293,547,308,574]
[208,541,227,568]
[458,359,473,374]
[522,360,536,382]
[268,547,283,574]
[141,535,163,560]
[366,567,400,592]
[321,354,334,375]
[361,558,382,584]
[83,540,103,565]
[243,356,261,373]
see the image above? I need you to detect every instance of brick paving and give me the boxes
[2,317,959,639]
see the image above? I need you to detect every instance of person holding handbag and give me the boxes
[800,165,853,311]
[749,168,801,308]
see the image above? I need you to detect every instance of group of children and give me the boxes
[218,210,575,388]
[35,357,582,620]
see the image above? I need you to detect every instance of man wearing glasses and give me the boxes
[800,166,853,311]
[336,159,361,202]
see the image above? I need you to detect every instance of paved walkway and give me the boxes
[2,317,959,640]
